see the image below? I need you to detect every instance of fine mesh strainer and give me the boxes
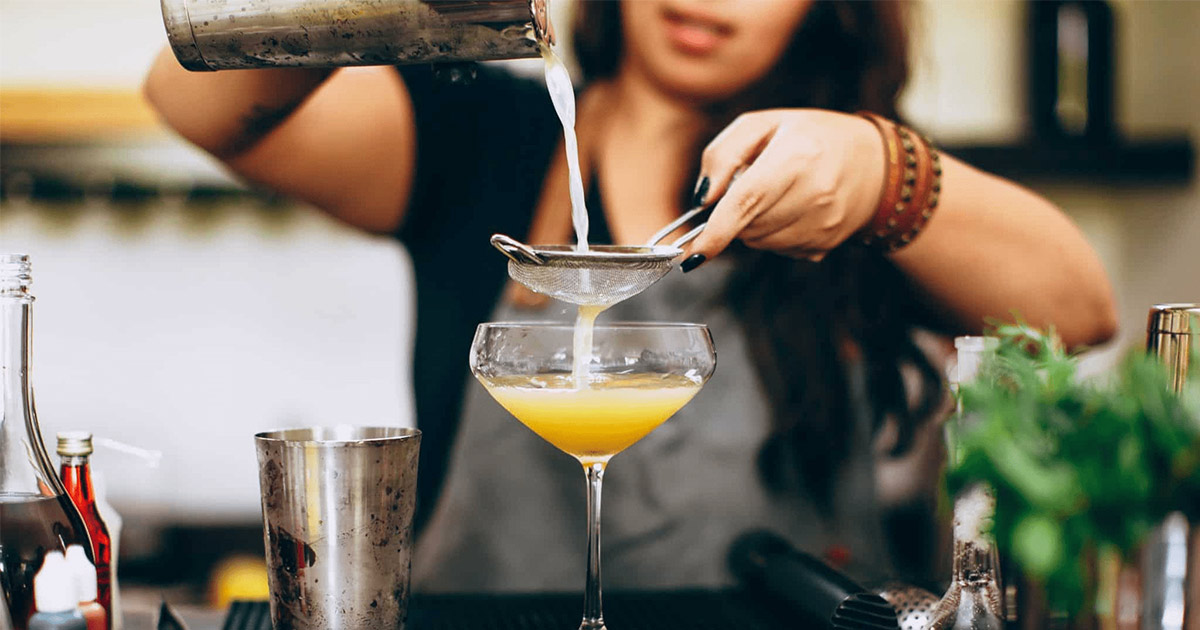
[491,205,709,306]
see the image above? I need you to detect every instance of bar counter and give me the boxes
[126,590,792,630]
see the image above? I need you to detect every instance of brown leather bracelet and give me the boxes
[858,112,904,248]
[856,112,942,252]
[891,125,932,249]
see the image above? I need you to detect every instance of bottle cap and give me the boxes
[0,253,32,295]
[57,431,94,457]
[33,551,78,613]
[65,545,99,603]
[953,336,1000,352]
[1147,303,1200,336]
[1146,303,1198,394]
[954,336,999,385]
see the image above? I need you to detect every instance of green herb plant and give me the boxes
[944,321,1200,614]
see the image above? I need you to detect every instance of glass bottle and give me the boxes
[57,434,111,629]
[1143,304,1199,630]
[929,336,1005,630]
[0,254,92,629]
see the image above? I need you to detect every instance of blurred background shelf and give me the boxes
[945,137,1195,184]
[2,87,1193,199]
[6,137,1193,202]
[0,88,160,142]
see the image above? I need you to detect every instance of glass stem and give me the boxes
[580,461,606,630]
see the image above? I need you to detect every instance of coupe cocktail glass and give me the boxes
[469,322,716,630]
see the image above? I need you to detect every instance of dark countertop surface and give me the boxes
[126,591,791,630]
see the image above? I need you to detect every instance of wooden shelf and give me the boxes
[943,137,1195,185]
[0,89,165,143]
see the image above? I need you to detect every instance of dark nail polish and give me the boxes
[680,254,707,273]
[692,177,710,207]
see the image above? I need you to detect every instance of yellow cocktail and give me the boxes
[470,322,715,630]
[481,373,701,464]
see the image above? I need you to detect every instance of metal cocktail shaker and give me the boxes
[160,0,551,71]
[1144,303,1199,630]
[255,426,421,630]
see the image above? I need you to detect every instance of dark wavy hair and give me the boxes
[573,1,944,505]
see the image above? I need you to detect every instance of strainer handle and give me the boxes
[646,205,710,247]
[490,234,545,265]
[668,222,707,250]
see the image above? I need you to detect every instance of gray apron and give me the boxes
[413,260,891,592]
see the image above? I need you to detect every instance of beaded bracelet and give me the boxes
[856,112,942,252]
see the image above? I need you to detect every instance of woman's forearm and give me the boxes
[143,47,332,159]
[144,48,417,234]
[889,155,1118,349]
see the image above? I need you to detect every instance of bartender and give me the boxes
[143,0,1116,589]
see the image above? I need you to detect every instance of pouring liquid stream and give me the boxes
[542,44,609,387]
[542,44,589,253]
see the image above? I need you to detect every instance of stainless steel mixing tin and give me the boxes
[161,0,550,71]
[255,426,421,630]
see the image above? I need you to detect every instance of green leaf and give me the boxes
[947,320,1200,616]
[1012,514,1064,577]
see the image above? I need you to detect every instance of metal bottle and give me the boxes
[159,0,552,71]
[929,336,1005,630]
[1143,304,1199,630]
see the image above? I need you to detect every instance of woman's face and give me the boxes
[620,0,813,102]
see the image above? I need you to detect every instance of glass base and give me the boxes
[579,619,607,630]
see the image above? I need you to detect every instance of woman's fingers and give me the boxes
[695,113,778,206]
[686,136,794,263]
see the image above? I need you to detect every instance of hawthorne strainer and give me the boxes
[491,205,709,306]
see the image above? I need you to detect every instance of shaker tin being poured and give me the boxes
[159,0,553,71]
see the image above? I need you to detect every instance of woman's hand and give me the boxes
[682,109,1117,350]
[684,109,885,267]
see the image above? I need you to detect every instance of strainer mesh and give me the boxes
[507,258,673,306]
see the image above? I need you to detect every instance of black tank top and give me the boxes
[395,65,611,531]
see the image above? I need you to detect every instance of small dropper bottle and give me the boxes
[28,553,86,630]
[63,547,105,630]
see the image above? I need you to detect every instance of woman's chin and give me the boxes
[636,50,766,104]
[654,71,756,105]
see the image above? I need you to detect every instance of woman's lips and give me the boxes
[662,8,733,56]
